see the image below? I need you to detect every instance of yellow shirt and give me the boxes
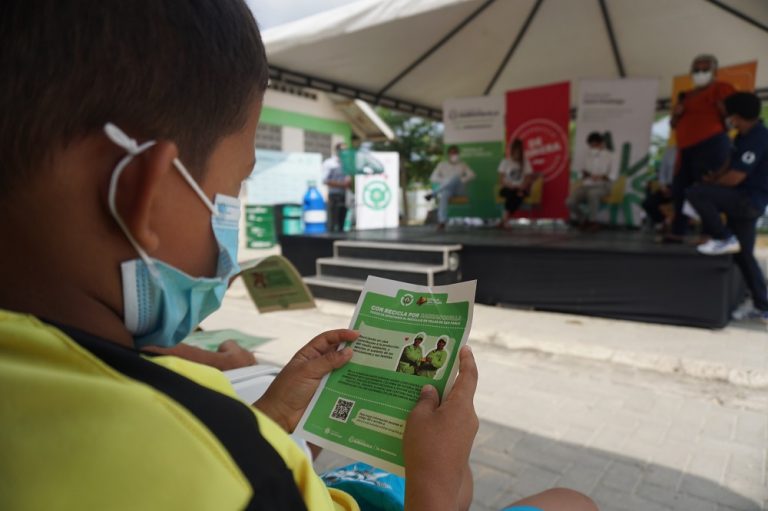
[0,310,358,511]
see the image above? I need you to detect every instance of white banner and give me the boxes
[573,78,659,225]
[246,150,325,204]
[443,95,505,144]
[355,152,400,230]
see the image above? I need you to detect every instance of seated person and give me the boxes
[0,2,598,510]
[426,145,476,230]
[566,132,617,228]
[498,138,535,228]
[686,92,768,323]
[642,144,677,230]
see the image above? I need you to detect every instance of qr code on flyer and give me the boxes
[330,397,355,423]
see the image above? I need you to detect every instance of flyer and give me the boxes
[238,255,316,313]
[296,276,476,476]
[182,329,270,352]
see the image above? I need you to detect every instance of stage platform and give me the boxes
[280,225,745,329]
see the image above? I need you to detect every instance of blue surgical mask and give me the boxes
[104,123,241,348]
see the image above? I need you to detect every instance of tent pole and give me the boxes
[597,0,626,78]
[377,0,497,97]
[483,0,544,95]
[703,0,768,34]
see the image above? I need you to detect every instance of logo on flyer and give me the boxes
[400,294,414,306]
[416,296,444,306]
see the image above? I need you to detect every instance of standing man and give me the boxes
[686,92,768,323]
[426,145,476,230]
[667,54,735,242]
[397,334,425,375]
[417,338,449,379]
[566,132,616,228]
[322,142,351,232]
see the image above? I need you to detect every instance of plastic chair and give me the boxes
[603,175,627,205]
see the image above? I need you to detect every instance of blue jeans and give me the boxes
[435,176,465,224]
[686,184,768,311]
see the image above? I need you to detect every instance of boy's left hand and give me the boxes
[255,329,358,432]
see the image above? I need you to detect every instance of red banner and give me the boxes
[506,82,570,219]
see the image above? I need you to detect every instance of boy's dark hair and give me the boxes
[447,145,460,153]
[0,0,269,196]
[724,92,762,121]
[586,132,604,145]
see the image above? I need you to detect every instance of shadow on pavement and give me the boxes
[313,419,762,511]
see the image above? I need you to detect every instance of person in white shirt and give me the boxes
[426,145,476,230]
[322,142,351,232]
[566,132,617,227]
[498,138,535,228]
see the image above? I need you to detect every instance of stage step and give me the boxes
[334,241,462,266]
[305,240,463,303]
[318,257,445,286]
[304,275,364,303]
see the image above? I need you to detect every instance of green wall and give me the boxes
[260,106,352,143]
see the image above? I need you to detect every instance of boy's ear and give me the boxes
[117,141,179,254]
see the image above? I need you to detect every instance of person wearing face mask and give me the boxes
[566,132,616,229]
[498,138,535,228]
[426,145,477,230]
[685,92,768,323]
[0,2,603,511]
[666,54,736,242]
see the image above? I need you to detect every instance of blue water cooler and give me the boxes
[302,181,327,234]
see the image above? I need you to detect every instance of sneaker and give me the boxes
[696,236,741,255]
[741,309,768,324]
[731,300,755,320]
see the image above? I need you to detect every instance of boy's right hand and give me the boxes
[403,346,479,511]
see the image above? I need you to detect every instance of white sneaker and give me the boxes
[734,308,768,324]
[732,300,755,320]
[697,236,741,255]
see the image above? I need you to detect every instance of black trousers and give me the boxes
[671,132,731,235]
[499,187,526,214]
[686,184,768,311]
[642,189,671,225]
[327,194,347,232]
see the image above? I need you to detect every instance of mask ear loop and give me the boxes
[104,123,221,277]
[104,123,159,275]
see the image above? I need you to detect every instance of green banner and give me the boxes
[446,142,504,219]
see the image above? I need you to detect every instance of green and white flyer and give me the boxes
[296,276,476,475]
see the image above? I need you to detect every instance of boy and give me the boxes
[0,2,596,510]
[687,92,768,322]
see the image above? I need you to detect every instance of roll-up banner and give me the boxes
[573,78,659,226]
[506,82,571,220]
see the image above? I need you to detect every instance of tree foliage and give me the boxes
[372,108,444,187]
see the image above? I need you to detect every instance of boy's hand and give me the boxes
[403,346,479,511]
[255,329,358,432]
[216,340,257,370]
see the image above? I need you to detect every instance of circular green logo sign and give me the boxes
[400,293,414,307]
[363,181,392,210]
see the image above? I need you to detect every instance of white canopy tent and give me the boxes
[262,0,768,119]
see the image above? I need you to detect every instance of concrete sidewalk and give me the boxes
[210,279,768,389]
[202,283,768,510]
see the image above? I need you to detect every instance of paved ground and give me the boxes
[203,280,768,511]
